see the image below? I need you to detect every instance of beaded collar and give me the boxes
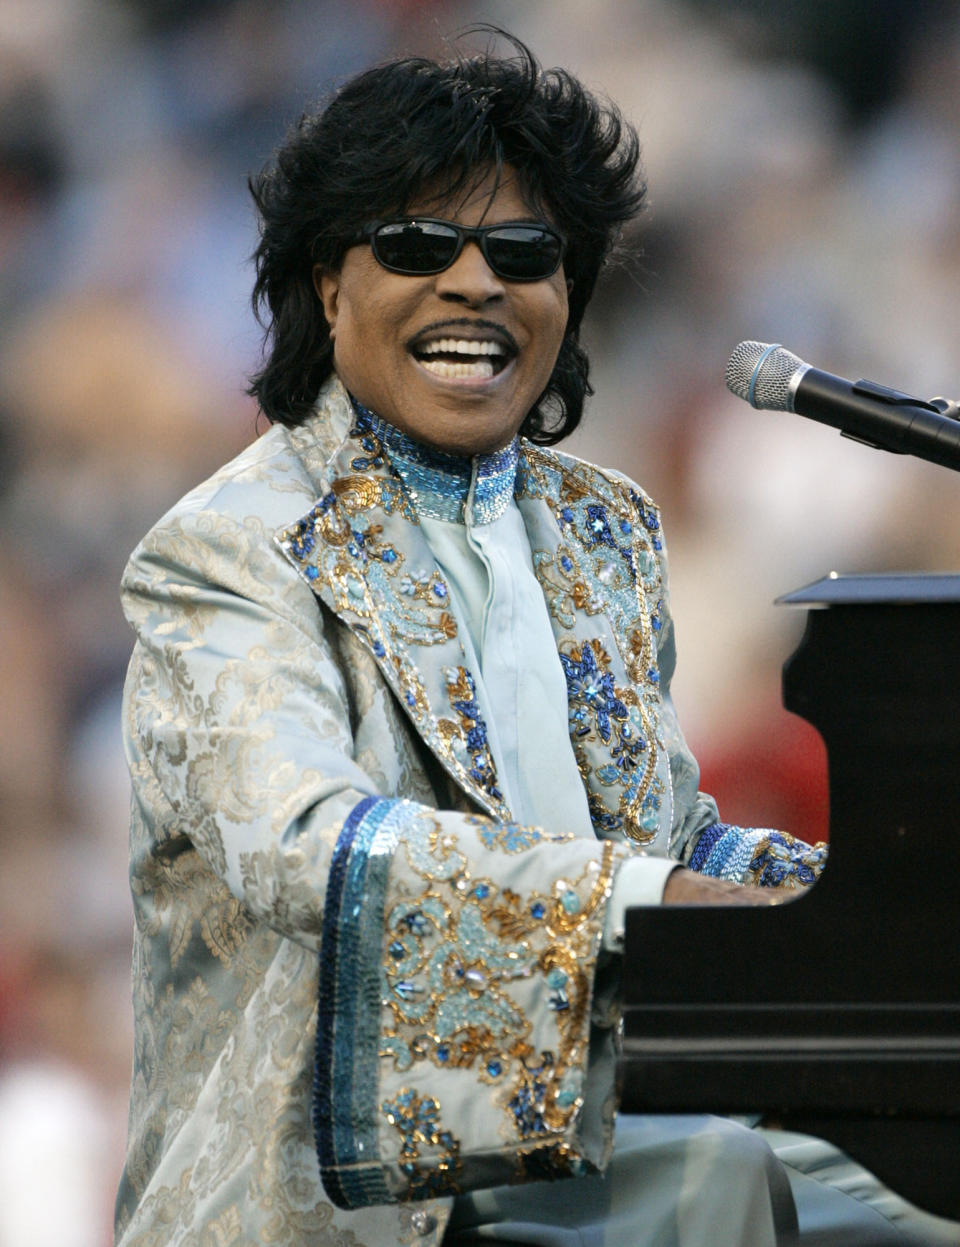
[350,398,519,526]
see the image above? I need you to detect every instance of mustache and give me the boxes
[407,318,519,355]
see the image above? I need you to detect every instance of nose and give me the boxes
[434,240,505,307]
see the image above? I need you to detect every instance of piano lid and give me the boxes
[776,570,960,607]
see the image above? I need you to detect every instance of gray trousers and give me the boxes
[444,1116,960,1247]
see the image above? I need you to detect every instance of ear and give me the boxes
[566,277,574,295]
[313,264,340,337]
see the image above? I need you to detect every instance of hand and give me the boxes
[662,866,787,906]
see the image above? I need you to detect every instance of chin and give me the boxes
[433,425,518,457]
[407,405,523,458]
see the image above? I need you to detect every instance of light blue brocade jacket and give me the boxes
[116,378,823,1246]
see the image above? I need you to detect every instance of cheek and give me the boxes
[540,273,569,334]
[337,283,419,354]
[332,294,383,367]
[530,287,570,377]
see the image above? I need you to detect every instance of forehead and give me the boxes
[406,164,550,225]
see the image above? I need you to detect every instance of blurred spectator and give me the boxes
[0,945,125,1247]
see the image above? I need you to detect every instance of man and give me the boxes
[116,33,953,1247]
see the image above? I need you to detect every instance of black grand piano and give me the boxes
[619,573,960,1220]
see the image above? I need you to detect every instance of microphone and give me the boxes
[725,341,960,473]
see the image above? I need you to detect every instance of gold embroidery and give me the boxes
[381,1089,462,1199]
[332,473,382,511]
[381,812,619,1165]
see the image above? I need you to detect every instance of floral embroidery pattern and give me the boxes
[550,486,660,692]
[281,493,454,650]
[519,448,669,842]
[373,804,619,1190]
[438,666,502,802]
[476,820,572,854]
[561,639,630,747]
[532,545,605,630]
[558,638,661,841]
[381,1089,462,1199]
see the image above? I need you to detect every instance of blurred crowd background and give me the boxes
[2,0,960,1241]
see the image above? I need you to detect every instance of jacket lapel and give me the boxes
[275,383,511,821]
[516,445,674,845]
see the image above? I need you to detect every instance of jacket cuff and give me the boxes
[315,795,629,1208]
[687,822,827,887]
[600,854,680,952]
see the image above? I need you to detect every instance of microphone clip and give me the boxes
[930,396,960,422]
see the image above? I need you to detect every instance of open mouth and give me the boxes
[411,336,514,380]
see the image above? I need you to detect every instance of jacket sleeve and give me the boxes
[652,517,827,889]
[121,504,633,1209]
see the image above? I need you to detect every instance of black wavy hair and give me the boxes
[247,31,645,443]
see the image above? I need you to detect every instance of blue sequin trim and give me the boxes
[315,796,410,1208]
[350,397,519,525]
[689,821,827,887]
[687,823,727,873]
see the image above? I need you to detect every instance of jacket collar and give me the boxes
[351,401,520,526]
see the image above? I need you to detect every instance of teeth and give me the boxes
[418,338,504,357]
[420,358,495,379]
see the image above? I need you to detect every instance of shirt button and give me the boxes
[410,1209,437,1236]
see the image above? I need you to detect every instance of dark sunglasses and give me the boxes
[355,217,566,282]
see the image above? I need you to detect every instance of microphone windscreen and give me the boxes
[725,341,806,410]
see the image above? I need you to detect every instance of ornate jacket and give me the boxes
[115,378,822,1246]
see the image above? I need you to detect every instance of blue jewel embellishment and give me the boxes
[585,504,615,547]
